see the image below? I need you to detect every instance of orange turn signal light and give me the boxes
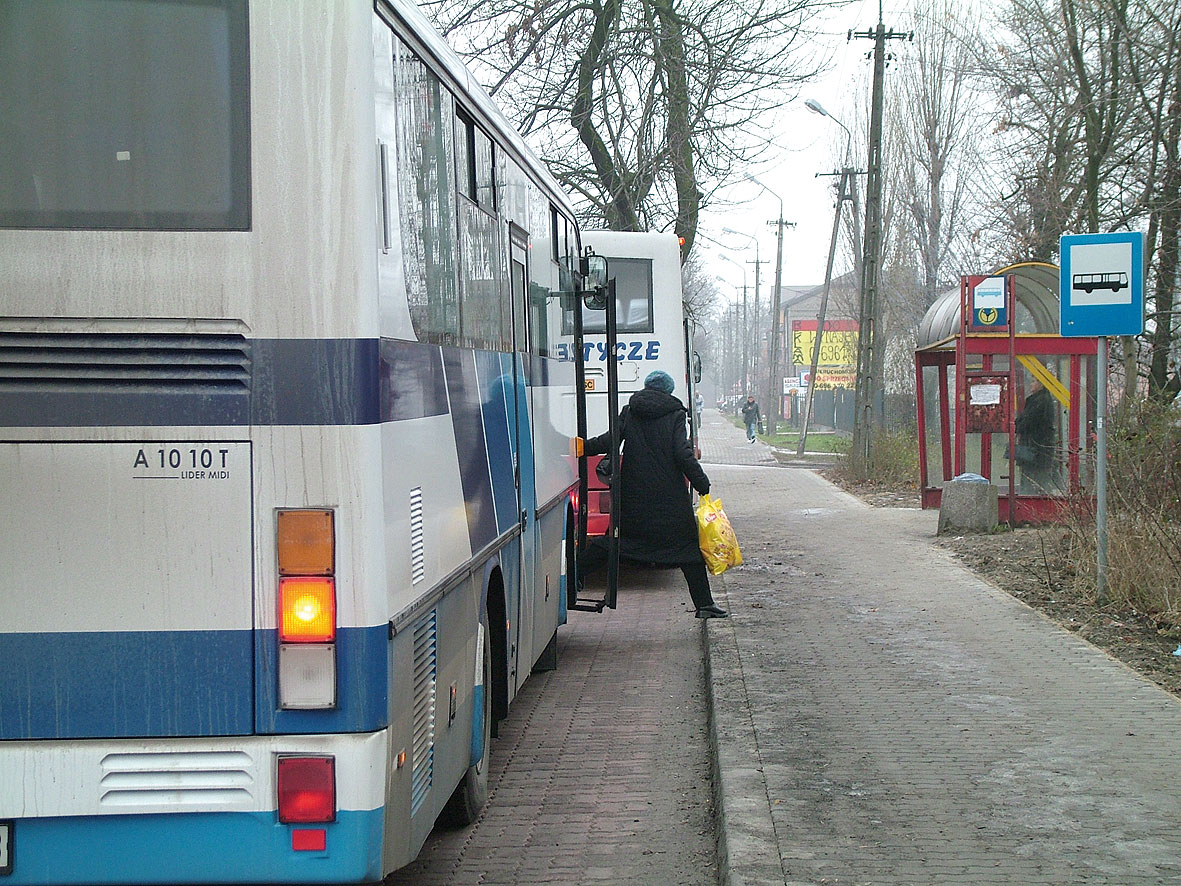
[279,577,336,643]
[277,510,334,576]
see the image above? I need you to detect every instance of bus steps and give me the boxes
[570,596,609,613]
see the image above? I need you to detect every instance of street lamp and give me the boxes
[796,100,861,457]
[806,99,862,275]
[744,173,792,435]
[722,227,764,383]
[805,99,855,162]
[718,254,749,396]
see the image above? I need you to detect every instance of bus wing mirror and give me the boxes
[582,253,608,289]
[693,351,703,384]
[581,253,609,309]
[584,288,608,311]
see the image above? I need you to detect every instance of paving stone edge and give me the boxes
[703,580,790,886]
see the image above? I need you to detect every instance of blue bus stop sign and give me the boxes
[1059,232,1145,336]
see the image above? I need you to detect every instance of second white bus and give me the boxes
[559,231,698,537]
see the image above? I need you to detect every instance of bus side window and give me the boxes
[530,203,573,358]
[392,38,459,343]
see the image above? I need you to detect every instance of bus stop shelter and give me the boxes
[915,262,1100,524]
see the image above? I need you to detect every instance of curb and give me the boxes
[702,580,789,886]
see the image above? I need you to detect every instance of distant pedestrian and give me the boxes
[694,391,704,428]
[741,395,760,443]
[575,370,727,618]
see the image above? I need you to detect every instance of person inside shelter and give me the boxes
[1012,368,1060,494]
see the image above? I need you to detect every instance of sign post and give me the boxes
[1059,232,1145,602]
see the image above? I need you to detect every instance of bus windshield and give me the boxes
[0,0,250,230]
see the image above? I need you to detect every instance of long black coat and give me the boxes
[585,389,710,564]
[1015,386,1056,468]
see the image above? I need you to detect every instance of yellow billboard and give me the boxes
[791,320,858,390]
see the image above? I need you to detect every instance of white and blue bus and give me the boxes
[0,1,586,882]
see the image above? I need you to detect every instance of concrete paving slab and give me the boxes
[697,409,1181,885]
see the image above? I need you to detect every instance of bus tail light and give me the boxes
[277,756,335,823]
[277,509,337,709]
[278,509,334,575]
[279,577,336,642]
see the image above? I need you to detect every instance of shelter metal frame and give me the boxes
[914,270,1099,525]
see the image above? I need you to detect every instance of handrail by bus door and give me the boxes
[572,278,590,595]
[570,269,620,613]
[603,277,620,610]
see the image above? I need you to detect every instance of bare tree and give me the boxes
[976,0,1180,404]
[1111,1,1181,401]
[976,0,1134,258]
[680,250,726,328]
[851,0,984,415]
[892,0,979,309]
[420,0,836,258]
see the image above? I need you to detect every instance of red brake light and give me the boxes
[277,756,335,823]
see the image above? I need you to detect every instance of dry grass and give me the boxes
[828,427,920,490]
[1055,401,1181,627]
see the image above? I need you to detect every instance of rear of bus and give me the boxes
[569,231,692,535]
[0,3,394,882]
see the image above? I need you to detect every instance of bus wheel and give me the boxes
[440,610,492,827]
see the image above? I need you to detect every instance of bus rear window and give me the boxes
[0,0,250,231]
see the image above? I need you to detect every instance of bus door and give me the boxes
[570,254,619,612]
[684,317,700,446]
[508,225,536,662]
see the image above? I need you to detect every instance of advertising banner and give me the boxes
[791,320,858,390]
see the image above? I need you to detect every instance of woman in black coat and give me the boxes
[578,370,728,618]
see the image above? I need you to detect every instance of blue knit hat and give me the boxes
[644,370,675,394]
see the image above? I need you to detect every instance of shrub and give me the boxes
[830,427,918,488]
[1067,400,1181,625]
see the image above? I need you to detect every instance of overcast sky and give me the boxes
[703,0,917,299]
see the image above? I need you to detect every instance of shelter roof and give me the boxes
[917,262,1060,350]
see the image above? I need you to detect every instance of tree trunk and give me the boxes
[1147,55,1180,401]
[570,0,641,230]
[651,0,698,260]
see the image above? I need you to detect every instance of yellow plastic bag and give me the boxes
[696,493,743,575]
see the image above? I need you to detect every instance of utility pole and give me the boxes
[745,174,792,436]
[724,227,769,410]
[797,166,861,457]
[849,16,911,476]
[741,283,749,397]
[727,307,736,401]
[727,304,737,399]
[747,256,767,384]
[765,216,795,435]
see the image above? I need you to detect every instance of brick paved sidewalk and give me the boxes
[698,408,778,468]
[388,567,719,886]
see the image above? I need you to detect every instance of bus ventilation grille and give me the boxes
[411,609,437,816]
[410,487,426,584]
[0,331,250,393]
[98,750,255,810]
